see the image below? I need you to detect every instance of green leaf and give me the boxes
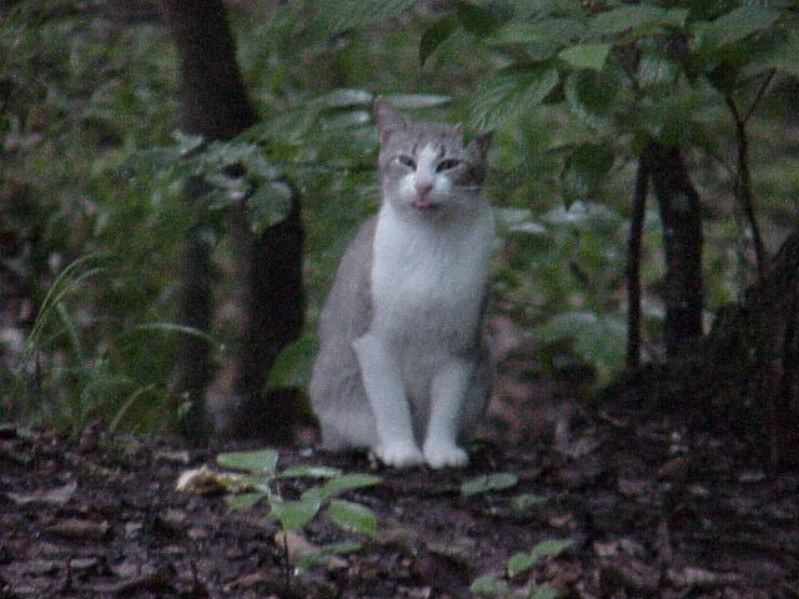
[634,92,710,148]
[564,69,619,129]
[461,473,519,496]
[320,109,372,130]
[531,587,561,599]
[558,43,610,71]
[506,538,573,577]
[697,6,779,56]
[591,5,662,35]
[173,131,205,156]
[468,62,559,132]
[302,473,382,501]
[247,180,294,233]
[531,538,574,559]
[485,18,584,58]
[269,497,323,531]
[590,5,686,38]
[226,492,268,512]
[507,550,539,578]
[327,500,379,536]
[216,449,279,475]
[470,574,512,596]
[294,540,363,571]
[637,50,681,91]
[316,0,416,35]
[455,0,511,36]
[533,311,626,383]
[311,88,373,109]
[510,493,546,513]
[561,143,614,204]
[278,465,342,479]
[381,93,451,110]
[750,29,799,78]
[420,14,459,66]
[705,61,740,94]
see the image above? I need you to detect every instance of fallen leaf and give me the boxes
[600,558,660,593]
[667,566,745,588]
[69,557,100,572]
[656,456,690,482]
[6,481,77,506]
[593,538,646,558]
[427,536,477,562]
[378,518,421,550]
[175,466,252,494]
[22,559,60,575]
[274,531,347,569]
[47,518,110,541]
[155,449,191,464]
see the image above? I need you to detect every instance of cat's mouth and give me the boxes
[411,199,441,212]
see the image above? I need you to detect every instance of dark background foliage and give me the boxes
[2,1,798,459]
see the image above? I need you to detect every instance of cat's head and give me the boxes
[375,100,491,219]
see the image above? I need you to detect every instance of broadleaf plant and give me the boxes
[470,537,573,599]
[422,0,799,382]
[215,449,381,537]
[461,472,519,497]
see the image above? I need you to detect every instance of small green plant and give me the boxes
[216,449,381,569]
[509,493,547,515]
[460,474,549,516]
[461,472,519,496]
[6,254,216,436]
[470,538,574,599]
[9,254,114,432]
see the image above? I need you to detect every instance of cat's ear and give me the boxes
[467,132,492,161]
[375,99,408,144]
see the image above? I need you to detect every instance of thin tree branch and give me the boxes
[744,69,776,124]
[725,94,767,278]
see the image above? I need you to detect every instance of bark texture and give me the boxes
[696,230,799,470]
[162,0,304,443]
[644,141,704,358]
[625,141,704,366]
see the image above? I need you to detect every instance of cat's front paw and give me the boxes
[374,442,425,468]
[423,442,469,469]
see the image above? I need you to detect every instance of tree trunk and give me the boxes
[227,196,305,442]
[682,230,799,470]
[171,185,215,441]
[625,149,650,369]
[613,230,799,471]
[643,141,704,358]
[162,1,257,141]
[162,0,305,443]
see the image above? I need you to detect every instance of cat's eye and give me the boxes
[436,159,462,173]
[397,155,417,170]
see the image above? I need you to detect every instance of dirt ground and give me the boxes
[1,375,797,599]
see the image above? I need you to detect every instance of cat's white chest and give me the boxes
[369,204,493,345]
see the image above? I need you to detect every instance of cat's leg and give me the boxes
[458,355,492,439]
[423,357,473,468]
[353,333,424,467]
[310,343,378,450]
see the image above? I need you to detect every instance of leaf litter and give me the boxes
[0,390,797,597]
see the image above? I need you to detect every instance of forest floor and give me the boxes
[2,358,798,599]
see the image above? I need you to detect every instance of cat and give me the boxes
[309,100,494,468]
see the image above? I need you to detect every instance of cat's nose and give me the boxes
[415,180,434,197]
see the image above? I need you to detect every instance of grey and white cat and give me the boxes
[309,100,494,468]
